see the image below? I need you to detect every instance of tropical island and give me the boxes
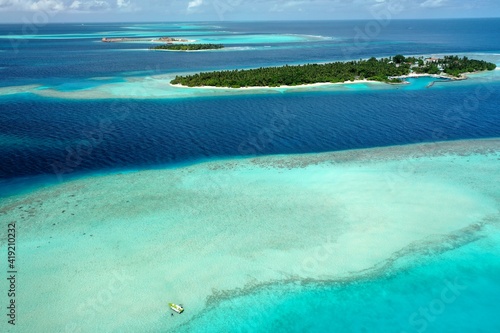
[101,36,189,43]
[170,55,496,88]
[151,43,224,51]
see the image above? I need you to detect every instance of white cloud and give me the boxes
[65,0,111,11]
[0,0,495,19]
[0,0,15,8]
[270,1,309,12]
[69,0,81,9]
[27,0,65,11]
[187,0,203,11]
[420,0,446,8]
[116,0,129,8]
[0,0,139,12]
[88,0,110,9]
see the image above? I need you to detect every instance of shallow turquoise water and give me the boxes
[403,77,439,90]
[181,226,500,333]
[1,20,500,333]
[188,34,326,44]
[1,139,498,332]
[54,77,127,91]
[122,24,213,30]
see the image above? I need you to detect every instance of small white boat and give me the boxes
[169,303,184,314]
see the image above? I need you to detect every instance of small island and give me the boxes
[101,36,189,43]
[170,55,496,88]
[150,43,224,51]
[157,37,189,43]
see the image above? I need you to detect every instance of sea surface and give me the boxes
[0,19,499,333]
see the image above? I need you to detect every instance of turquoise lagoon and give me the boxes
[0,139,499,332]
[1,19,500,333]
[1,59,499,100]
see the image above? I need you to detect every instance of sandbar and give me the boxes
[0,139,499,332]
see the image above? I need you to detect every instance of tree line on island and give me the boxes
[151,43,224,51]
[410,55,496,77]
[170,55,496,88]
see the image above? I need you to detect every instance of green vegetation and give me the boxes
[171,57,410,88]
[412,55,497,77]
[393,54,406,64]
[170,55,496,88]
[150,43,224,51]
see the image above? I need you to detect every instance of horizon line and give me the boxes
[0,16,500,25]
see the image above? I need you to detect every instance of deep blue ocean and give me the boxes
[1,19,500,332]
[1,19,500,191]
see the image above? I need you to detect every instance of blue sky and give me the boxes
[0,0,499,23]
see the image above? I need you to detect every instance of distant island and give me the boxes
[170,55,496,88]
[101,37,189,43]
[151,44,224,51]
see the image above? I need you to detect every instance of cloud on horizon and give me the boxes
[0,0,498,22]
[420,0,447,8]
[187,0,204,12]
[0,0,136,12]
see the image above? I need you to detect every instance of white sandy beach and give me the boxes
[0,69,496,100]
[169,70,491,91]
[0,52,497,100]
[169,79,383,90]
